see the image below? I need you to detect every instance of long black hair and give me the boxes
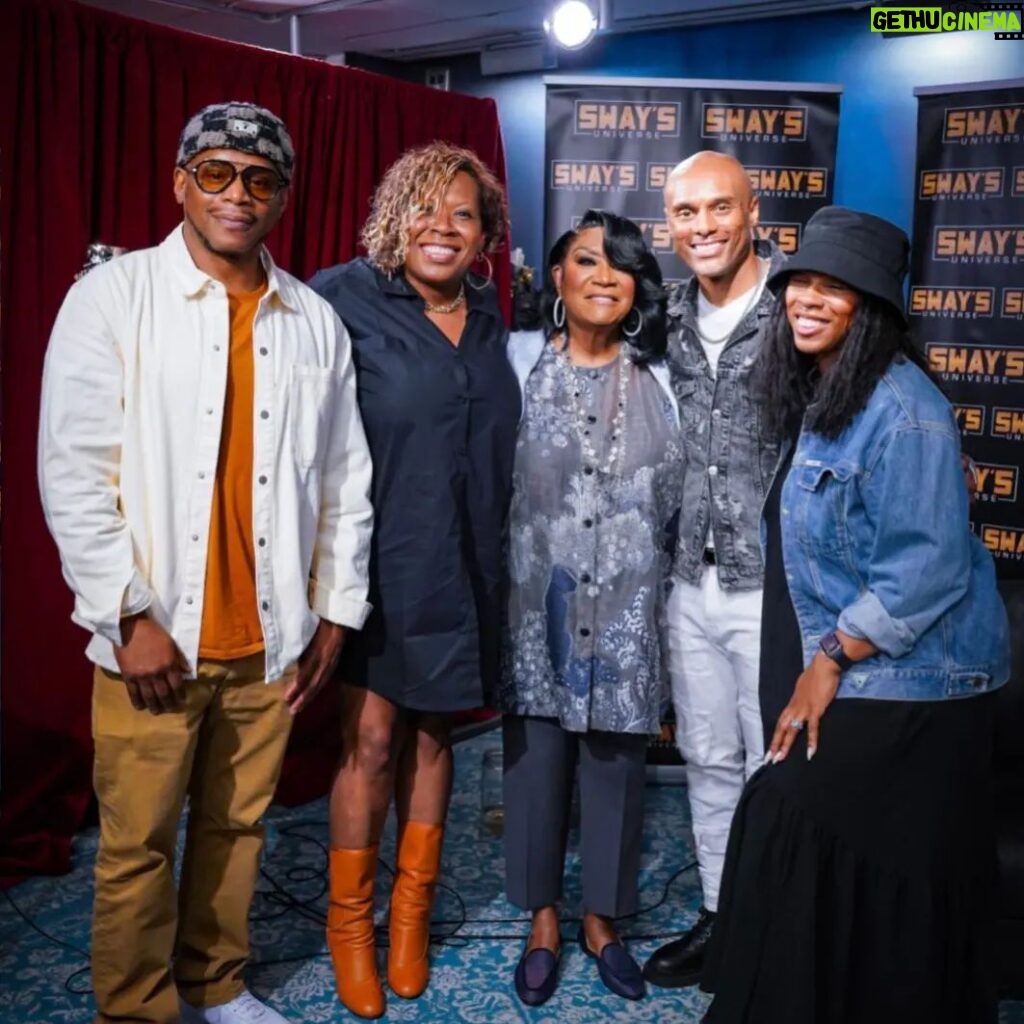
[539,209,667,364]
[757,288,932,443]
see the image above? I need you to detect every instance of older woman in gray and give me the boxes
[501,210,681,1006]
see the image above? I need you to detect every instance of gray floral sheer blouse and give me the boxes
[499,338,683,734]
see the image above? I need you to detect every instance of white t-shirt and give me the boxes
[695,258,769,377]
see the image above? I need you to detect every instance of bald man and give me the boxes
[644,152,785,988]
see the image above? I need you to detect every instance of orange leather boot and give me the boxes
[327,846,385,1019]
[387,821,444,998]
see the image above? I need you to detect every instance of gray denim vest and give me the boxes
[668,240,785,591]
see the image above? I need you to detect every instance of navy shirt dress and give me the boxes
[309,258,520,710]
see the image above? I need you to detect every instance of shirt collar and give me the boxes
[161,224,298,311]
[370,260,501,321]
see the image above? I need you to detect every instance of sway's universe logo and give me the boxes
[943,103,1023,144]
[927,342,1024,384]
[973,462,1019,503]
[909,286,994,318]
[574,101,680,139]
[931,225,1024,264]
[954,404,986,435]
[991,407,1024,441]
[918,167,1004,200]
[701,105,807,142]
[755,223,800,253]
[1003,288,1024,318]
[746,166,828,197]
[550,161,639,191]
[981,524,1024,559]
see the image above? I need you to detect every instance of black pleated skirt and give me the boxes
[701,692,997,1024]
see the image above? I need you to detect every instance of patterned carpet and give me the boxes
[2,728,1022,1024]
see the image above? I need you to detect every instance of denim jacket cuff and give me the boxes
[838,591,916,659]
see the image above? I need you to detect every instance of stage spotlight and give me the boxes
[544,0,598,50]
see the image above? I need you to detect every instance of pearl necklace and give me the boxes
[423,282,466,314]
[555,336,630,477]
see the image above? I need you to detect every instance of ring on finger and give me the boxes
[788,718,805,731]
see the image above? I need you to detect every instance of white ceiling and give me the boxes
[78,0,863,62]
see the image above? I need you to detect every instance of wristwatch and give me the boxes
[819,631,854,672]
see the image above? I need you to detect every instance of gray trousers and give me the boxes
[502,714,648,918]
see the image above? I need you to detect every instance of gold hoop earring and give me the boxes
[468,252,494,291]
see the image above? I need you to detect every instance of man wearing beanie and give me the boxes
[643,151,784,988]
[38,102,373,1024]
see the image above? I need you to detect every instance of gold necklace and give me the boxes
[423,282,466,314]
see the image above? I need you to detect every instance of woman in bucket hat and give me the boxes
[700,207,1009,1023]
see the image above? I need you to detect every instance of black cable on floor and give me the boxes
[7,817,700,986]
[245,819,699,967]
[1,888,93,995]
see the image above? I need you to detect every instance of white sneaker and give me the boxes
[178,989,291,1024]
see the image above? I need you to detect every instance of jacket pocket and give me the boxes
[792,460,856,491]
[289,364,335,470]
[790,460,857,559]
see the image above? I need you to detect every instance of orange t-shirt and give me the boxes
[198,282,268,660]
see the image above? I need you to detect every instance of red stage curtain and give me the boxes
[0,0,510,883]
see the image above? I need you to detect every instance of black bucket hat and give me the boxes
[767,206,910,325]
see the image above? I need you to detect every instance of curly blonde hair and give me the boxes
[361,141,509,274]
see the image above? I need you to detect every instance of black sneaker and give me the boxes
[642,906,716,988]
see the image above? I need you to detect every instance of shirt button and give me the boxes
[260,410,269,420]
[259,347,268,356]
[261,601,270,611]
[191,534,199,542]
[583,518,593,528]
[198,471,206,479]
[581,572,592,583]
[206,408,214,416]
[258,475,268,485]
[580,627,591,637]
[708,465,719,477]
[584,466,594,476]
[213,344,221,352]
[712,408,722,419]
[185,596,193,605]
[258,537,266,547]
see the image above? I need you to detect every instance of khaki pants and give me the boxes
[90,654,294,1023]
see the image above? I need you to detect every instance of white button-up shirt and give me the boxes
[38,226,373,681]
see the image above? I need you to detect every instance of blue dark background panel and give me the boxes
[398,8,1022,273]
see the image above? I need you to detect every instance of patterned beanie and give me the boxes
[176,101,295,182]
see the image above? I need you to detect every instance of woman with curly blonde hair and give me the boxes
[310,142,520,1019]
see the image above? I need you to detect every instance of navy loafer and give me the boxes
[578,925,645,1000]
[514,944,560,1006]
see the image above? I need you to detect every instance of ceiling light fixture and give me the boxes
[544,0,599,50]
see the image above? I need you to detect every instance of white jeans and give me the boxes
[667,570,764,912]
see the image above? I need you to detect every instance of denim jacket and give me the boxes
[667,240,785,590]
[775,357,1010,701]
